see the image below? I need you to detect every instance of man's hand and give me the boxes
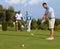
[41,19,46,23]
[42,11,50,19]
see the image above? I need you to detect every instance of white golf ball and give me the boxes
[21,44,24,47]
[31,33,34,36]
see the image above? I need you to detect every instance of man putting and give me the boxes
[42,3,55,40]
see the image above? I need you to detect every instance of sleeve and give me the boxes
[48,8,53,13]
[21,13,23,17]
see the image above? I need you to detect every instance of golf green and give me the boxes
[0,30,60,49]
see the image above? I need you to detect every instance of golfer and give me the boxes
[15,11,24,31]
[26,10,32,32]
[42,3,55,40]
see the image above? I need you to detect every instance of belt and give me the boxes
[27,19,31,20]
[49,17,55,20]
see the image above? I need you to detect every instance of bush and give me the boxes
[54,25,60,31]
[55,19,60,26]
[31,19,38,29]
[8,20,14,27]
[37,19,41,29]
[40,23,48,30]
[2,21,7,31]
[31,22,38,29]
[58,25,60,30]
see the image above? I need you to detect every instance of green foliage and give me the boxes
[0,12,2,22]
[31,19,38,29]
[55,19,60,26]
[54,25,60,31]
[44,19,49,24]
[0,5,3,11]
[54,19,60,30]
[40,23,48,30]
[58,25,60,30]
[6,6,15,22]
[37,19,41,29]
[8,20,14,27]
[0,5,60,31]
[2,21,7,31]
[37,19,49,30]
[6,6,15,27]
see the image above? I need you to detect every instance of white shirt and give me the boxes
[15,13,23,20]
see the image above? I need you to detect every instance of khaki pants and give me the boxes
[49,18,55,29]
[15,20,23,31]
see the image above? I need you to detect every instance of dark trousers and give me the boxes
[15,20,23,31]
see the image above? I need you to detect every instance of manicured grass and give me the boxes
[0,30,60,49]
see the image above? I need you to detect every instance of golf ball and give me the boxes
[21,44,24,47]
[31,33,34,36]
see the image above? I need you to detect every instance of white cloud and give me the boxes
[5,0,27,4]
[5,0,49,5]
[45,0,49,2]
[21,0,27,4]
[28,0,42,5]
[29,0,49,5]
[5,0,20,4]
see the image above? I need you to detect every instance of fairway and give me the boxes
[0,30,60,49]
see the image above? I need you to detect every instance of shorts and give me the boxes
[49,18,55,29]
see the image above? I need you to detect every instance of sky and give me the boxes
[0,0,60,19]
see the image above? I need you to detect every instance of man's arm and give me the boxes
[43,12,51,20]
[42,14,46,20]
[21,17,23,21]
[20,14,23,21]
[30,16,31,20]
[41,12,51,23]
[15,14,18,21]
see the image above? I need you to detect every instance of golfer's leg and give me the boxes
[27,21,29,30]
[15,21,18,31]
[28,21,30,31]
[29,20,31,31]
[28,21,29,30]
[27,21,30,32]
[50,28,54,37]
[49,19,55,38]
[19,20,22,31]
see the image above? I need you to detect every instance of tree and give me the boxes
[31,19,38,29]
[6,6,15,27]
[54,19,60,30]
[2,10,7,31]
[0,5,3,11]
[55,19,60,26]
[0,5,3,23]
[37,19,41,29]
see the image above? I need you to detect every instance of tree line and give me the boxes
[0,5,60,31]
[31,19,60,31]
